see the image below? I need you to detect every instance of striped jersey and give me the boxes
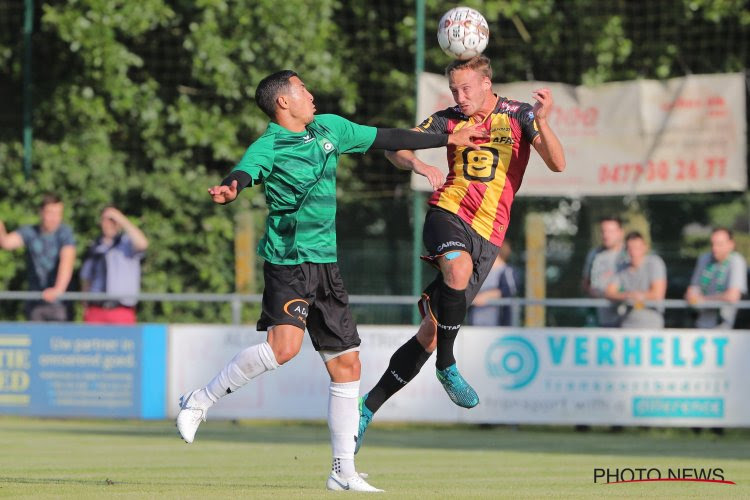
[417,96,539,246]
[231,114,376,265]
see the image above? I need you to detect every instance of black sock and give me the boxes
[435,282,466,370]
[364,336,432,413]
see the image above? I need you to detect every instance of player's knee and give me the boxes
[272,343,301,365]
[328,351,361,380]
[441,255,473,289]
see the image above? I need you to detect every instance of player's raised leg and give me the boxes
[432,252,479,409]
[323,349,383,492]
[176,324,302,443]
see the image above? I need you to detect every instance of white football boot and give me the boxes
[176,390,207,444]
[326,471,384,492]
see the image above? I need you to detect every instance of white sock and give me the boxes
[193,342,279,408]
[328,380,359,478]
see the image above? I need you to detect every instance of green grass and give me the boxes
[0,417,748,498]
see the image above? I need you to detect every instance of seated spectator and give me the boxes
[685,227,747,329]
[605,231,667,328]
[469,242,521,326]
[0,193,76,321]
[582,216,627,327]
[80,206,148,324]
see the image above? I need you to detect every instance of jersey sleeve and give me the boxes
[649,255,667,283]
[231,134,275,185]
[17,225,34,246]
[59,224,76,247]
[318,114,377,154]
[516,103,540,144]
[415,110,451,134]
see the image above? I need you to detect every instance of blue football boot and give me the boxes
[355,394,374,455]
[436,364,479,408]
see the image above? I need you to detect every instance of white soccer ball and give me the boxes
[437,7,490,60]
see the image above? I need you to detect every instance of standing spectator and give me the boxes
[605,231,667,328]
[685,227,747,329]
[582,216,627,327]
[80,206,148,324]
[468,242,521,326]
[0,194,76,321]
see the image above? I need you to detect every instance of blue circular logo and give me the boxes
[485,336,538,390]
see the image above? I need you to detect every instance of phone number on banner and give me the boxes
[598,157,727,185]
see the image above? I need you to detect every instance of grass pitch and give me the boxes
[0,416,748,498]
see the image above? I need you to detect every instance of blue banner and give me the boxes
[0,323,166,419]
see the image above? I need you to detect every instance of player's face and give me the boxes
[448,68,491,117]
[286,76,316,125]
[40,202,63,233]
[710,230,734,262]
[600,220,623,250]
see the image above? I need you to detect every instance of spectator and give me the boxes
[605,231,667,328]
[468,242,521,326]
[582,215,627,327]
[80,206,148,324]
[685,227,747,329]
[0,193,76,321]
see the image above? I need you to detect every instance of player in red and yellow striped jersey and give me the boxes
[357,56,565,452]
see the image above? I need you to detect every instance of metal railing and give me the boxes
[0,291,747,326]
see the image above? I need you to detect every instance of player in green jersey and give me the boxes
[176,70,487,492]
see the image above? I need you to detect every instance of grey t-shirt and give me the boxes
[80,234,145,307]
[612,254,667,328]
[583,246,628,327]
[17,224,76,291]
[689,251,748,328]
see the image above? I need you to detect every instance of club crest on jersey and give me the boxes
[283,298,309,324]
[319,139,335,154]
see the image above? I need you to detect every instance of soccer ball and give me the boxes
[437,7,490,60]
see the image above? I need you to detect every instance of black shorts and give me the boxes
[257,261,360,352]
[422,206,501,305]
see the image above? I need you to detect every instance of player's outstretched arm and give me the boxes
[369,123,488,153]
[531,88,566,172]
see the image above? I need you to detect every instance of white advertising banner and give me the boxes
[412,72,747,196]
[169,326,750,427]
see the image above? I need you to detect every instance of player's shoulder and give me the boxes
[417,106,466,132]
[495,97,534,119]
[437,105,468,121]
[247,125,279,150]
[313,113,352,128]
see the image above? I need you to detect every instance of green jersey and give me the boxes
[232,114,377,265]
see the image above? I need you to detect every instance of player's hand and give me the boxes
[413,162,445,191]
[447,123,489,150]
[532,88,553,121]
[208,180,238,204]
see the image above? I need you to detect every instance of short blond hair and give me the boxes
[445,55,493,80]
